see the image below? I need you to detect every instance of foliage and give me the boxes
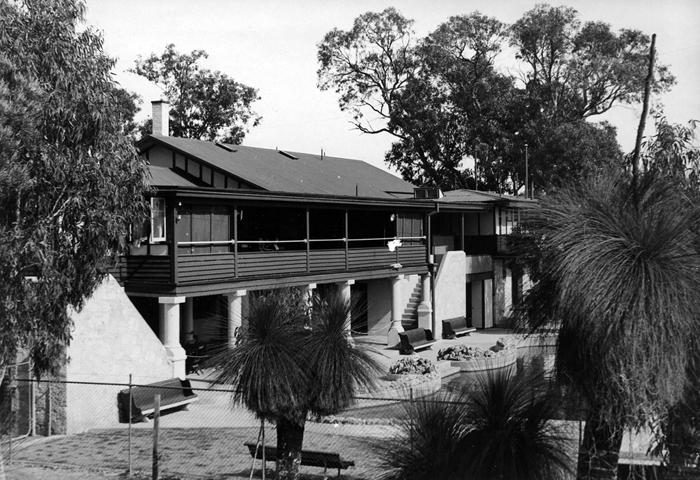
[210,288,381,479]
[388,356,436,376]
[378,370,571,480]
[317,5,669,193]
[132,44,261,144]
[511,5,674,121]
[438,345,486,361]
[513,171,700,478]
[437,339,513,361]
[641,109,700,185]
[0,0,149,377]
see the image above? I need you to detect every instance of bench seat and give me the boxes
[442,317,476,339]
[244,442,354,477]
[118,378,198,423]
[398,328,436,355]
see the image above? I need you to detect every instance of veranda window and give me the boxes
[150,197,166,242]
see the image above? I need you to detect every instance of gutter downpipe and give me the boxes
[426,203,440,334]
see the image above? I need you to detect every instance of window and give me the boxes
[150,197,166,242]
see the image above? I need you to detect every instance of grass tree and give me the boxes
[211,288,380,480]
[514,172,700,479]
[379,370,572,480]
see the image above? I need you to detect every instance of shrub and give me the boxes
[389,356,436,375]
[438,345,485,361]
[439,341,514,361]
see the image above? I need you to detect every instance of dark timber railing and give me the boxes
[173,236,426,285]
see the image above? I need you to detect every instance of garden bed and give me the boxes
[449,348,517,372]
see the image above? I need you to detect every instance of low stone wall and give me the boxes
[449,348,517,372]
[380,372,442,400]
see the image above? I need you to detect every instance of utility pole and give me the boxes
[524,143,529,198]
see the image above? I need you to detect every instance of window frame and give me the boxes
[150,197,167,243]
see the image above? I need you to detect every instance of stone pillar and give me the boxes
[417,273,432,331]
[158,296,186,379]
[336,280,354,338]
[226,290,247,348]
[388,274,405,346]
[182,297,194,343]
[483,278,494,329]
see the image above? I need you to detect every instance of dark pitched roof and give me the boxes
[149,165,200,187]
[140,135,415,199]
[439,189,535,207]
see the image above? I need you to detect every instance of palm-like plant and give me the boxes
[379,370,572,480]
[210,288,381,480]
[514,172,700,479]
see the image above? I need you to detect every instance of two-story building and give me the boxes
[50,100,532,433]
[104,101,532,379]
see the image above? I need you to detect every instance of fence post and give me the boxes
[152,394,160,480]
[128,374,132,478]
[8,376,12,465]
[47,382,52,437]
[30,374,35,437]
[409,387,414,456]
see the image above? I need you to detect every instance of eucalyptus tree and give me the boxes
[0,0,149,476]
[0,0,149,381]
[318,5,674,194]
[132,44,261,144]
[211,289,381,480]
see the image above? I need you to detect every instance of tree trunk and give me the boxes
[577,414,624,480]
[276,416,305,480]
[0,366,7,480]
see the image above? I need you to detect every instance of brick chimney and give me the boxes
[151,100,169,136]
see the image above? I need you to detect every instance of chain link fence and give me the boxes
[0,373,673,479]
[0,376,424,479]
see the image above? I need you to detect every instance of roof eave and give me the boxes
[154,185,436,209]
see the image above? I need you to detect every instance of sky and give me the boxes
[85,0,700,173]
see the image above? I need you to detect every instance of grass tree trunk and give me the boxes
[577,414,624,480]
[276,416,305,480]
[0,366,7,480]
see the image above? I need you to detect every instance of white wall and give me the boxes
[366,274,420,337]
[66,275,173,434]
[465,255,492,274]
[434,251,467,339]
[504,268,513,317]
[367,279,391,336]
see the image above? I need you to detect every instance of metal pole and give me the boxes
[261,420,266,480]
[524,143,529,199]
[128,374,132,478]
[152,394,160,480]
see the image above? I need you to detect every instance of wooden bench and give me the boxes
[398,328,436,355]
[244,442,354,478]
[118,378,198,423]
[442,317,476,339]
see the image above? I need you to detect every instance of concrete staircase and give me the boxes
[401,282,422,330]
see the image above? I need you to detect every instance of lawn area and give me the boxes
[6,426,391,479]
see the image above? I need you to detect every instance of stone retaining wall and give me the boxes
[449,348,517,372]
